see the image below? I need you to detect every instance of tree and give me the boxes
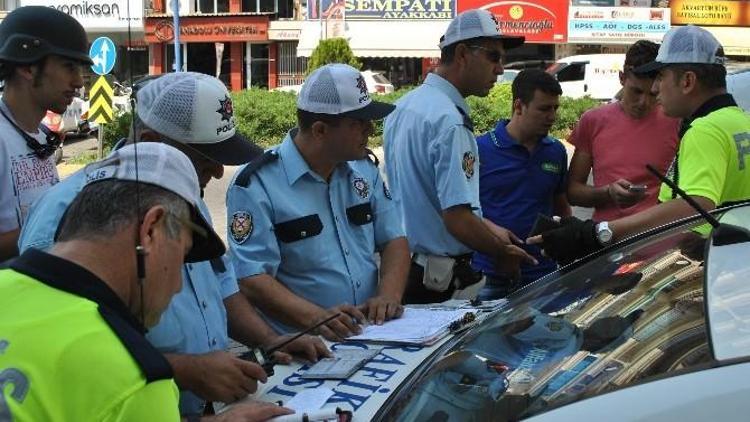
[307,38,361,75]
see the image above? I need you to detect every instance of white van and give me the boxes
[547,54,624,100]
[728,69,750,112]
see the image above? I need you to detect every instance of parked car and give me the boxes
[273,69,395,95]
[246,201,750,421]
[497,69,520,84]
[547,54,624,100]
[41,110,65,164]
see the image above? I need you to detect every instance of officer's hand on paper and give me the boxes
[360,294,404,326]
[267,334,331,364]
[209,401,294,421]
[316,304,368,342]
[526,217,600,266]
[181,350,268,403]
[609,179,645,208]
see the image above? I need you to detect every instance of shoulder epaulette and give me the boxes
[455,106,474,132]
[365,148,380,166]
[234,150,279,188]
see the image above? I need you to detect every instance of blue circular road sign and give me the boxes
[89,37,117,76]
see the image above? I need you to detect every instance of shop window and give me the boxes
[247,44,269,89]
[243,0,277,12]
[197,0,229,13]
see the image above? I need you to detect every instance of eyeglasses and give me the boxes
[466,45,504,65]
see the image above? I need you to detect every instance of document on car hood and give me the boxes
[346,308,470,345]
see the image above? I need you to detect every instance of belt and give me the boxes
[412,253,473,267]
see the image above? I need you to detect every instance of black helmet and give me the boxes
[0,6,92,65]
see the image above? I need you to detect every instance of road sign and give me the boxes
[89,76,114,124]
[89,37,117,76]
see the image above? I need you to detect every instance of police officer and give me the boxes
[529,25,750,262]
[383,9,536,304]
[18,72,328,416]
[227,64,410,341]
[0,143,292,421]
[0,6,91,262]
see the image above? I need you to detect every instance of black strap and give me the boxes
[455,106,474,132]
[365,148,379,166]
[0,105,61,160]
[234,150,279,188]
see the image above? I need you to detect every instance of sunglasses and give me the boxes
[466,45,504,65]
[167,210,208,239]
[0,107,62,160]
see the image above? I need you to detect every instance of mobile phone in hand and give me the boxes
[529,214,561,237]
[628,184,647,193]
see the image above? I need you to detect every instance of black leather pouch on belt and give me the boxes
[452,255,483,290]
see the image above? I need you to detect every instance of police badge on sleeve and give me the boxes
[231,211,253,244]
[353,177,370,198]
[462,151,476,180]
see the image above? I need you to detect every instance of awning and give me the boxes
[704,26,750,57]
[297,20,450,58]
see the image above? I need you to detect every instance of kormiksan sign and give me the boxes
[308,0,456,20]
[19,0,144,31]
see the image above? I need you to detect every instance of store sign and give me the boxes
[457,0,568,43]
[268,29,301,40]
[670,0,750,26]
[145,16,269,43]
[568,6,670,44]
[19,0,143,31]
[308,0,456,20]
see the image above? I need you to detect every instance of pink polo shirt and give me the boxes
[569,101,680,221]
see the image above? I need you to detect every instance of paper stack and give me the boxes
[346,308,471,345]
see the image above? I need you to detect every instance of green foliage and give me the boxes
[102,111,132,151]
[87,83,601,166]
[307,38,362,75]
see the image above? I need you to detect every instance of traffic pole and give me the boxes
[98,123,104,159]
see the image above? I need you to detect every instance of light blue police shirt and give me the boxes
[227,131,404,333]
[383,73,481,257]
[18,161,237,415]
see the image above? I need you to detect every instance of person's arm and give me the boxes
[0,228,19,262]
[165,352,267,404]
[361,237,409,324]
[610,196,715,242]
[224,292,329,363]
[553,192,572,218]
[240,273,367,342]
[566,149,644,209]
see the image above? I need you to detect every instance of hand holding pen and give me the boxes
[316,304,369,342]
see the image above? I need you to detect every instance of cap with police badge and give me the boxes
[135,72,263,166]
[439,9,525,50]
[81,142,226,263]
[634,25,726,74]
[297,63,395,120]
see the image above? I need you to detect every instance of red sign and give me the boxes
[145,15,269,43]
[457,0,569,43]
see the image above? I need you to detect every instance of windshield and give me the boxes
[386,211,738,421]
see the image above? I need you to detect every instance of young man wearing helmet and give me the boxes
[0,6,92,262]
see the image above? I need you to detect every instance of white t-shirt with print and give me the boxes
[0,101,59,232]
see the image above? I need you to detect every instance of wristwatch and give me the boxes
[595,222,614,246]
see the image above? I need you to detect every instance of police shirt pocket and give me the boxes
[274,214,323,243]
[346,203,374,226]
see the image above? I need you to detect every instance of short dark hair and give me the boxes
[57,180,189,242]
[296,109,344,131]
[624,40,660,77]
[512,69,562,104]
[439,36,488,64]
[670,63,727,90]
[0,57,46,83]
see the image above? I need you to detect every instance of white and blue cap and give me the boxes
[439,9,524,50]
[297,63,395,120]
[635,25,726,74]
[81,142,226,263]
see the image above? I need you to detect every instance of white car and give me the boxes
[274,69,394,95]
[728,69,750,112]
[547,54,624,100]
[242,202,750,421]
